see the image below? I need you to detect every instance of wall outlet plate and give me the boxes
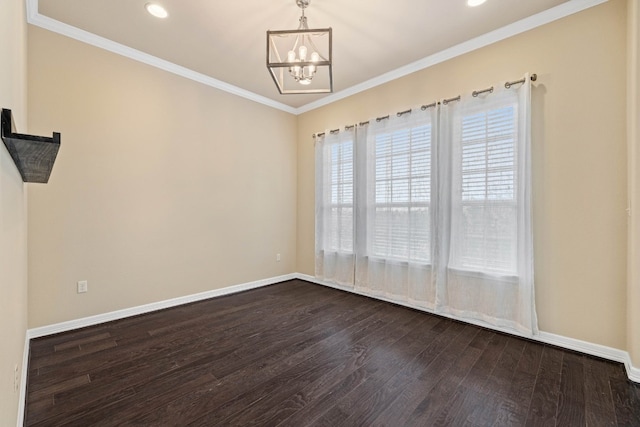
[77,280,88,293]
[14,364,19,393]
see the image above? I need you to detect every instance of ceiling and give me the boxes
[30,0,602,113]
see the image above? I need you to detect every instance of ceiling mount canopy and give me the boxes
[266,0,333,95]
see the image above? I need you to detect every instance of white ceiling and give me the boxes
[30,0,604,113]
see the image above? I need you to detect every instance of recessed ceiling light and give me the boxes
[467,0,487,6]
[145,3,168,18]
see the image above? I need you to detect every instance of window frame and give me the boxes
[450,101,520,277]
[317,131,355,256]
[365,120,433,265]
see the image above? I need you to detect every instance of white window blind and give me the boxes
[453,105,518,275]
[327,140,354,252]
[461,107,516,202]
[370,124,431,263]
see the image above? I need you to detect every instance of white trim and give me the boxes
[25,0,297,115]
[537,331,640,383]
[629,363,640,383]
[16,270,640,417]
[27,273,296,339]
[296,274,536,340]
[26,0,607,115]
[17,269,640,427]
[16,332,29,427]
[294,273,640,384]
[536,331,629,364]
[296,0,608,114]
[20,273,294,424]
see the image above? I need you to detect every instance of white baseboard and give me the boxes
[20,273,297,426]
[628,364,640,383]
[295,273,640,384]
[535,331,629,364]
[296,273,536,340]
[16,331,29,427]
[27,273,296,339]
[23,272,640,387]
[17,270,640,427]
[537,331,640,382]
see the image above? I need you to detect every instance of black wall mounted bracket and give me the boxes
[1,108,60,183]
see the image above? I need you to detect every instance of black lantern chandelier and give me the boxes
[267,0,333,94]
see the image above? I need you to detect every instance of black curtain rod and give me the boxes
[312,73,537,138]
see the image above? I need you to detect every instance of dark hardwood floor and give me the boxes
[25,280,640,426]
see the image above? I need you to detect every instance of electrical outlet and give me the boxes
[14,364,19,393]
[77,280,88,293]
[276,253,281,262]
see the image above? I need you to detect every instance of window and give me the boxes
[327,139,354,253]
[314,74,536,335]
[451,105,518,275]
[315,129,356,285]
[369,123,431,263]
[317,132,354,254]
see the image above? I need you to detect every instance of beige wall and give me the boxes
[0,0,28,424]
[297,0,628,349]
[27,26,298,328]
[22,0,635,367]
[628,0,640,367]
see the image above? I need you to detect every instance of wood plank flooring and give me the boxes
[24,280,640,426]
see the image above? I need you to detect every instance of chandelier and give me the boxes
[267,0,333,94]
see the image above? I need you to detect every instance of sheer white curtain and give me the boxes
[315,129,356,286]
[314,74,537,336]
[355,108,437,309]
[436,75,537,334]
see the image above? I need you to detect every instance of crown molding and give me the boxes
[25,0,297,115]
[296,0,608,114]
[27,0,607,115]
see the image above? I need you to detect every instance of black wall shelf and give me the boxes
[1,108,60,183]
